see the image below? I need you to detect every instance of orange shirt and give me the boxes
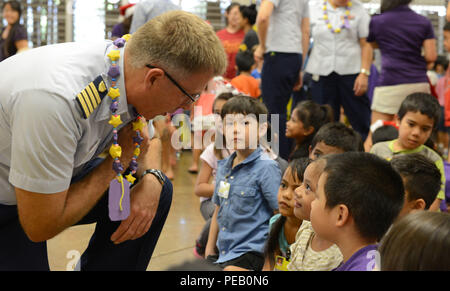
[230,74,261,98]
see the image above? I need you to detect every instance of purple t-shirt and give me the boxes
[367,5,435,87]
[0,24,27,62]
[334,244,378,271]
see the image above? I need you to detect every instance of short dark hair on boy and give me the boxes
[397,92,440,129]
[310,122,364,152]
[220,95,268,118]
[390,154,441,209]
[322,152,404,241]
[372,125,399,145]
[235,51,254,72]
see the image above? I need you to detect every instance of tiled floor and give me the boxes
[47,151,205,271]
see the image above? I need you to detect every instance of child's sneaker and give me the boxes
[193,241,205,259]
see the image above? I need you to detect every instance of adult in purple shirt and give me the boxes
[0,1,28,62]
[364,0,437,150]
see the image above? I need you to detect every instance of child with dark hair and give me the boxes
[288,159,343,271]
[286,100,333,160]
[205,96,281,270]
[310,152,404,271]
[193,92,236,258]
[390,153,441,218]
[308,122,364,161]
[239,4,259,53]
[379,211,450,271]
[263,158,309,271]
[230,51,261,98]
[371,92,446,211]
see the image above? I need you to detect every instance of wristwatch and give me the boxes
[141,169,165,186]
[360,68,370,76]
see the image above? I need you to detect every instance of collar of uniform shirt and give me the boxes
[95,41,132,122]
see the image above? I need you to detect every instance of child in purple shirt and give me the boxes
[309,152,404,271]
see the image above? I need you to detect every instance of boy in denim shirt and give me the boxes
[205,96,281,270]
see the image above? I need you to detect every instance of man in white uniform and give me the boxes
[0,11,226,270]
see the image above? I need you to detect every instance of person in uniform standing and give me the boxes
[0,11,226,271]
[255,0,310,161]
[306,0,372,141]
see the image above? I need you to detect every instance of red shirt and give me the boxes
[216,28,245,80]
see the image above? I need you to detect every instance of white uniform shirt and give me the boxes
[0,41,136,205]
[265,0,310,54]
[306,0,370,76]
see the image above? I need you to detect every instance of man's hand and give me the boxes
[353,73,368,97]
[110,174,162,244]
[293,71,304,91]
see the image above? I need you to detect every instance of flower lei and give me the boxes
[323,0,352,34]
[107,34,146,221]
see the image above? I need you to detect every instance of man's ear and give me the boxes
[144,66,164,89]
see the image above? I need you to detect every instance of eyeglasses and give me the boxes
[146,65,200,104]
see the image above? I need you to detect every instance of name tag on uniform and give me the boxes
[218,181,230,199]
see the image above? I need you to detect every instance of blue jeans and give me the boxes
[0,158,172,271]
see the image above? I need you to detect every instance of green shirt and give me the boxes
[370,139,445,201]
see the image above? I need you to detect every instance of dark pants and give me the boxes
[310,72,371,141]
[0,159,172,271]
[206,251,265,271]
[261,52,302,160]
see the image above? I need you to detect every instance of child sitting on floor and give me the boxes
[390,153,441,219]
[205,96,281,270]
[308,122,364,161]
[286,100,333,160]
[264,158,309,271]
[193,92,235,258]
[370,92,446,211]
[310,152,404,271]
[288,159,343,271]
[378,211,450,271]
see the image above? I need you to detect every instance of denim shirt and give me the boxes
[212,147,281,263]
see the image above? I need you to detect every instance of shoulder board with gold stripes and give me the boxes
[75,75,108,119]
